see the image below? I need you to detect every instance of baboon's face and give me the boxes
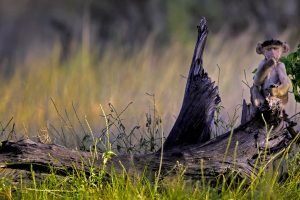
[263,45,283,61]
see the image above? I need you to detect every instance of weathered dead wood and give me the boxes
[163,18,220,150]
[0,118,298,184]
[0,18,299,184]
[241,99,257,125]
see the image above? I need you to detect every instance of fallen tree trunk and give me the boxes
[0,118,298,184]
[0,18,299,184]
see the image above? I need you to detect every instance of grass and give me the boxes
[0,38,190,148]
[0,142,299,199]
[0,29,299,199]
[0,30,299,144]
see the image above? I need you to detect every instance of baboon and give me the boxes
[250,39,290,115]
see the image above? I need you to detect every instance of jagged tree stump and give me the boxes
[0,18,299,184]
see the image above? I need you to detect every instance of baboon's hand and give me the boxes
[265,58,276,67]
[270,87,279,96]
[270,84,279,88]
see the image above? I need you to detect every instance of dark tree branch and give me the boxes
[163,17,220,150]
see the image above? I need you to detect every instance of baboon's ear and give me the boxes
[256,43,263,54]
[282,42,290,54]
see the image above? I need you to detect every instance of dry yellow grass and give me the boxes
[0,30,298,146]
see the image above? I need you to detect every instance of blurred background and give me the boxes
[0,0,299,148]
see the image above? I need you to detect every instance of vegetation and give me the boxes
[281,44,300,102]
[0,27,299,199]
[0,131,299,199]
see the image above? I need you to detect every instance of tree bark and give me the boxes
[163,18,220,150]
[0,18,299,184]
[0,118,298,184]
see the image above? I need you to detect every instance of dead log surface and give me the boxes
[0,118,298,183]
[0,18,299,184]
[163,18,220,150]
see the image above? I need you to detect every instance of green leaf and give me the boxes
[281,43,300,102]
[296,80,300,88]
[297,49,300,57]
[252,68,257,74]
[295,71,300,81]
[295,93,300,103]
[280,56,287,62]
[286,67,292,75]
[287,53,293,59]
